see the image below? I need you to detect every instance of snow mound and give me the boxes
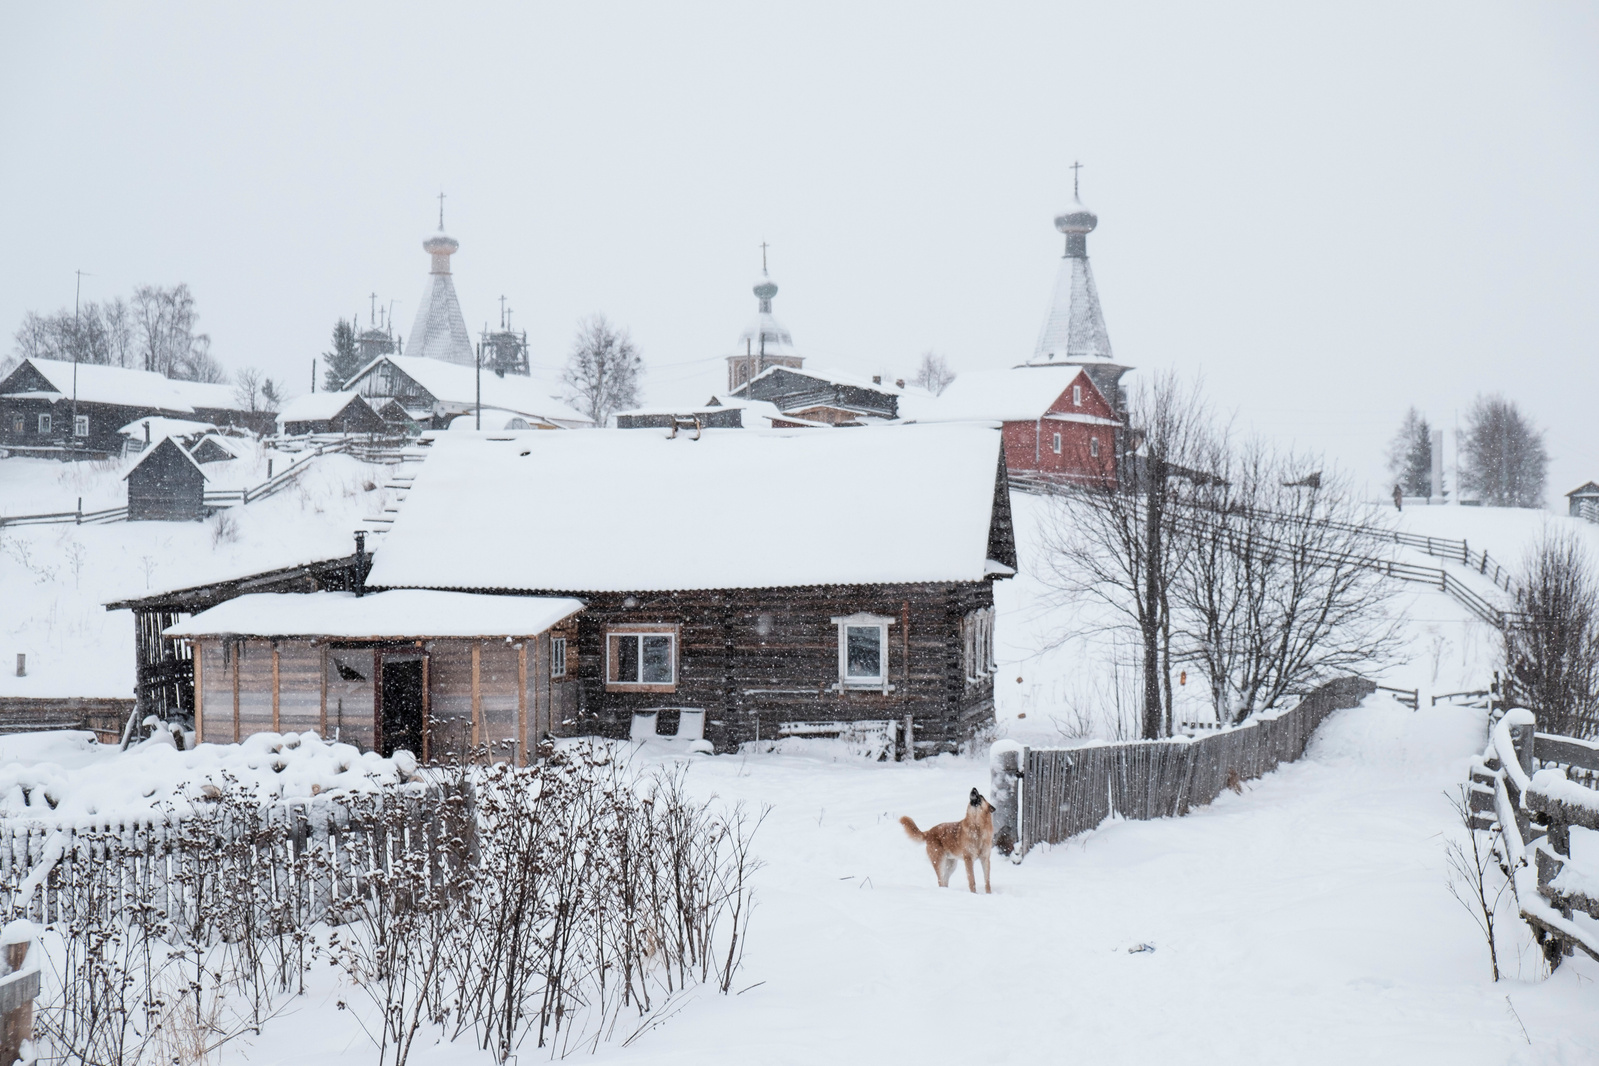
[1303,696,1487,773]
[0,730,419,826]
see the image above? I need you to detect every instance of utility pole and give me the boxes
[1142,451,1166,740]
[71,269,90,453]
[475,342,482,430]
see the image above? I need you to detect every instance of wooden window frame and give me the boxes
[1090,435,1100,458]
[605,624,680,693]
[9,414,21,434]
[1051,431,1062,455]
[1072,384,1082,407]
[831,612,895,693]
[37,413,50,435]
[73,414,89,437]
[551,636,567,678]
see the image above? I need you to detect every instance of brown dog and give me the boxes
[900,787,995,893]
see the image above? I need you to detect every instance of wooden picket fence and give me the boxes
[999,677,1376,858]
[0,781,474,931]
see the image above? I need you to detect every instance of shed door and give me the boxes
[380,654,425,758]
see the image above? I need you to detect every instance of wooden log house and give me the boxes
[124,437,208,521]
[363,423,1015,755]
[275,391,386,436]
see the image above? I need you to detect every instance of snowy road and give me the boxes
[561,697,1597,1066]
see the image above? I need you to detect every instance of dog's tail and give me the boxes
[899,816,925,842]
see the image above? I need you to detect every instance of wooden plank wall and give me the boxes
[325,648,375,750]
[478,641,520,762]
[237,641,275,735]
[276,643,323,734]
[427,641,474,760]
[197,642,232,742]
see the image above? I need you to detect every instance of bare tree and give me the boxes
[10,298,135,367]
[913,351,956,396]
[1504,531,1599,739]
[234,367,264,411]
[560,314,642,425]
[1444,786,1511,981]
[1460,395,1546,508]
[1174,451,1404,721]
[1038,371,1209,738]
[131,283,220,380]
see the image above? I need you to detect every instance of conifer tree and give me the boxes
[1460,394,1547,508]
[322,318,362,391]
[1386,407,1435,497]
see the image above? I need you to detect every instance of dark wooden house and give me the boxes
[343,354,592,430]
[187,435,239,463]
[276,391,385,436]
[124,437,207,521]
[365,424,1015,756]
[725,365,902,425]
[0,358,265,458]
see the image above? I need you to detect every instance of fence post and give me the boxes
[989,741,1026,858]
[1507,712,1536,783]
[0,920,39,1066]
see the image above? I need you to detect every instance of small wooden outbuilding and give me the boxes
[276,391,385,436]
[164,589,584,762]
[1568,482,1599,524]
[124,437,207,521]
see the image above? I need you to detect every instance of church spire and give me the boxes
[1031,164,1114,363]
[407,199,475,366]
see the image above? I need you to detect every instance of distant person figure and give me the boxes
[1393,484,1403,511]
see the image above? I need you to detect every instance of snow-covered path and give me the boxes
[556,697,1596,1066]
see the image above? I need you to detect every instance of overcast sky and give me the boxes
[3,2,1595,501]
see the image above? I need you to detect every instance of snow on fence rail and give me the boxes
[0,781,474,930]
[991,677,1376,860]
[1470,712,1599,967]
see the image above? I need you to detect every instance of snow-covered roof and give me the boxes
[742,363,903,396]
[919,367,1105,423]
[164,590,584,640]
[275,391,367,424]
[349,355,592,426]
[123,436,207,481]
[9,358,198,412]
[367,424,1007,593]
[116,416,219,442]
[445,409,535,431]
[170,379,244,411]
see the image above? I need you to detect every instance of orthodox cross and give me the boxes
[368,292,378,325]
[760,240,769,273]
[498,294,508,329]
[437,190,446,229]
[1070,161,1083,199]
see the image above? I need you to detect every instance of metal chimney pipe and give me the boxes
[353,531,368,598]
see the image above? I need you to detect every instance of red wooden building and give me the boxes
[922,366,1124,485]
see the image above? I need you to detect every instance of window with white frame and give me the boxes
[74,414,89,437]
[606,627,676,689]
[1090,435,1099,458]
[37,413,51,434]
[1051,432,1062,455]
[550,637,567,678]
[832,612,894,690]
[1072,384,1082,406]
[963,607,997,684]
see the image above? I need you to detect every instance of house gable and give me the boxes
[1042,369,1117,422]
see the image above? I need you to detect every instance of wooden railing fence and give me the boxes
[991,677,1376,860]
[0,782,474,933]
[1469,710,1599,968]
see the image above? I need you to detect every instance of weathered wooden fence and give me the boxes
[991,676,1376,859]
[0,781,474,932]
[1469,709,1599,968]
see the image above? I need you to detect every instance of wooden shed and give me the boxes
[276,391,386,436]
[164,589,584,763]
[124,437,207,521]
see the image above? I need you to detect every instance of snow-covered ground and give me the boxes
[217,695,1593,1065]
[0,450,404,698]
[3,454,1596,1060]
